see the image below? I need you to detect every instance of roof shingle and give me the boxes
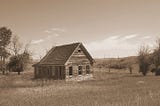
[39,43,80,65]
[34,42,95,66]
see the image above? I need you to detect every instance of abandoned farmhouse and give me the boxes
[33,42,95,80]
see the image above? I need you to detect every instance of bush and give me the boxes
[155,66,160,76]
[150,39,160,76]
[7,51,31,75]
[138,45,150,76]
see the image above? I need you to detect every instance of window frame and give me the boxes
[69,66,73,76]
[78,65,82,75]
[86,65,90,74]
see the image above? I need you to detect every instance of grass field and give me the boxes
[0,68,160,106]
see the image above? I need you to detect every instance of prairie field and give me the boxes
[0,68,160,106]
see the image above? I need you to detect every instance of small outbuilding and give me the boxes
[33,42,95,80]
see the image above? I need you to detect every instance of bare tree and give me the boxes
[8,36,32,75]
[9,35,22,56]
[138,45,150,76]
[8,44,32,75]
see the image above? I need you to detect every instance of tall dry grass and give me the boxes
[0,69,160,106]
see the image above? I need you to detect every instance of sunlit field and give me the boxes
[0,68,160,106]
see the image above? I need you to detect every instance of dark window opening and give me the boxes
[78,66,82,75]
[78,49,81,53]
[59,66,62,76]
[86,65,90,74]
[69,66,73,76]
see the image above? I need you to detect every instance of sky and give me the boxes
[0,0,160,59]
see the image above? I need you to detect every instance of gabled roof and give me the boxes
[34,42,95,66]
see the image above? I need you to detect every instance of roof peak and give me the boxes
[55,42,82,47]
[33,42,94,66]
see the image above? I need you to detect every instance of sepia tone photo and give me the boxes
[0,0,160,106]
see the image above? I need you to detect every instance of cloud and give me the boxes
[51,28,65,32]
[44,30,52,34]
[123,34,138,40]
[31,33,59,45]
[109,35,121,40]
[31,39,44,44]
[44,27,65,36]
[45,35,53,40]
[85,34,155,58]
[143,36,151,39]
[44,27,66,39]
[53,33,59,37]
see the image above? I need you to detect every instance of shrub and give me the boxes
[7,51,31,75]
[138,45,150,76]
[150,39,160,75]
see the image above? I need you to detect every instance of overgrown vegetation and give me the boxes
[137,38,160,76]
[0,70,160,106]
[150,39,160,75]
[7,35,32,75]
[0,27,32,75]
[0,27,12,74]
[7,51,31,75]
[137,45,150,76]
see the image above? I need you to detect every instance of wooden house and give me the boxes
[33,42,95,80]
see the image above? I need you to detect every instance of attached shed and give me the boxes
[33,42,95,80]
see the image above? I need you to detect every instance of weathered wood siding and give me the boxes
[34,65,65,80]
[65,46,93,79]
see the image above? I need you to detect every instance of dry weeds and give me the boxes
[0,69,160,106]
